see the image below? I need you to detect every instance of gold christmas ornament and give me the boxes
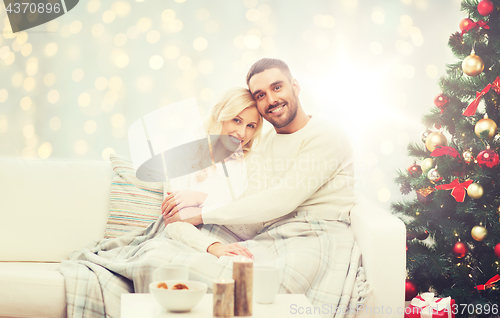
[475,114,498,140]
[471,225,488,241]
[425,132,448,152]
[421,158,435,173]
[462,53,484,77]
[467,183,484,199]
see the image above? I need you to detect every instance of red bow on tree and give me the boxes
[430,146,461,160]
[461,20,490,35]
[462,84,491,116]
[491,76,500,94]
[475,274,500,291]
[435,179,473,202]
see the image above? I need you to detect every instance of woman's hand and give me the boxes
[207,242,254,259]
[163,207,203,226]
[161,190,208,216]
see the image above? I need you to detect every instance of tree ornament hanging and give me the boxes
[495,243,500,258]
[459,18,474,32]
[477,0,495,16]
[467,183,484,199]
[416,187,435,204]
[421,129,432,143]
[434,93,450,113]
[452,241,468,258]
[425,132,447,152]
[471,225,488,241]
[463,149,474,164]
[475,114,498,140]
[407,162,422,178]
[427,168,442,183]
[421,158,435,173]
[462,51,484,77]
[477,147,500,168]
[405,279,418,301]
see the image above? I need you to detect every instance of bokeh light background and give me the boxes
[0,0,464,209]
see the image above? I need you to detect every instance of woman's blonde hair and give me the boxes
[204,87,263,155]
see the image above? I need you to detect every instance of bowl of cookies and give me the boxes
[149,280,208,312]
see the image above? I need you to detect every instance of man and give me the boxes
[163,58,356,229]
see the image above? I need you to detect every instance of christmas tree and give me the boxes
[392,0,500,316]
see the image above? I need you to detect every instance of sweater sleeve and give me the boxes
[201,126,353,224]
[164,222,221,253]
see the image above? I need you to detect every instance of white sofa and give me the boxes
[0,157,406,318]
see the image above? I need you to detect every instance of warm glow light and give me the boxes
[149,55,164,70]
[84,120,97,134]
[78,93,91,107]
[21,43,32,56]
[20,97,32,110]
[103,10,116,23]
[114,33,127,46]
[44,73,56,86]
[378,188,391,202]
[72,69,84,82]
[38,142,52,159]
[200,88,214,102]
[193,37,208,51]
[45,43,58,56]
[102,147,116,160]
[47,90,60,104]
[147,30,161,43]
[95,77,109,91]
[74,140,88,155]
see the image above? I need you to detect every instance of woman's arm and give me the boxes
[164,222,253,258]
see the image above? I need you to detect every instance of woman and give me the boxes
[161,87,264,259]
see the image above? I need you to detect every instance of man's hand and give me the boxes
[207,242,254,259]
[163,207,203,226]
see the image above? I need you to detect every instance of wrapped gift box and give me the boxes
[416,187,435,205]
[404,293,455,318]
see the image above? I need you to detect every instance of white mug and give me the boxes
[253,264,280,304]
[153,264,189,282]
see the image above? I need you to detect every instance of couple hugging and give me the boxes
[60,58,366,318]
[160,57,356,259]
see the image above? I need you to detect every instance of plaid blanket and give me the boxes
[60,211,369,318]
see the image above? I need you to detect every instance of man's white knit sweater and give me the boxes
[202,115,356,225]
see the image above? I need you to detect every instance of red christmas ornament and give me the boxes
[405,279,418,301]
[477,148,500,168]
[452,241,468,258]
[434,93,450,114]
[495,243,500,258]
[408,162,422,178]
[459,18,474,32]
[478,0,495,16]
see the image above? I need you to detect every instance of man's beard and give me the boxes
[264,96,299,129]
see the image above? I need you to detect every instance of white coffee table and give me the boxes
[121,293,322,318]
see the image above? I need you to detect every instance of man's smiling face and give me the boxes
[248,67,300,130]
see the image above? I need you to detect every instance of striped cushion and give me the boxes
[104,154,164,238]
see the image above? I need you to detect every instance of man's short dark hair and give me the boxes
[246,58,293,86]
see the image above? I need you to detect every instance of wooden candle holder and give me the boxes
[232,257,253,317]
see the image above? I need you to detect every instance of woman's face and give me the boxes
[220,106,260,152]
